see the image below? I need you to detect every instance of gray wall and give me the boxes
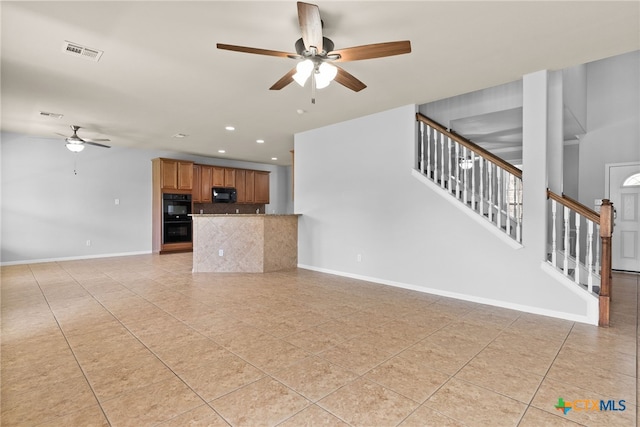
[294,104,592,322]
[578,50,640,205]
[0,133,291,264]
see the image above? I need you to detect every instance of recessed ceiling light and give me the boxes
[225,126,235,131]
[172,133,188,138]
[271,157,278,161]
[218,150,226,154]
[256,139,265,144]
[296,109,306,115]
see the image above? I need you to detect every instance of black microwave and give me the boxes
[212,187,237,203]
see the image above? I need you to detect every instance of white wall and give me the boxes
[0,132,291,264]
[578,50,640,205]
[295,104,593,323]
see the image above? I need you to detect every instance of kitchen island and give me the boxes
[191,214,300,273]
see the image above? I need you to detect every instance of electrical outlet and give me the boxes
[86,240,91,246]
[357,253,362,262]
[218,249,224,256]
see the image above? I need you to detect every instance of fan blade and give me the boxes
[83,138,111,142]
[270,68,297,90]
[297,2,323,52]
[55,132,68,137]
[84,141,111,148]
[334,66,367,92]
[331,41,411,62]
[217,43,293,58]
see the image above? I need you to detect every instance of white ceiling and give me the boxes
[2,1,638,166]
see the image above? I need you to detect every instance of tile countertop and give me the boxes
[190,214,301,217]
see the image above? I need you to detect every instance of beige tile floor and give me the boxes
[1,253,637,426]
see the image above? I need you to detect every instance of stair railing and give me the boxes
[416,113,523,243]
[546,190,614,326]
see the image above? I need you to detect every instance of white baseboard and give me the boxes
[298,263,597,325]
[0,250,153,266]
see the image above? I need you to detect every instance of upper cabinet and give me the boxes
[192,164,201,202]
[224,168,236,188]
[200,166,213,203]
[212,167,225,187]
[254,171,270,204]
[169,157,269,205]
[155,158,193,191]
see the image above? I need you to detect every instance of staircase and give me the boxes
[415,113,614,327]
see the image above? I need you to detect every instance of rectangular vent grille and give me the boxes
[62,41,103,62]
[39,111,64,119]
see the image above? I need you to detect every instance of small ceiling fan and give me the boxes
[217,1,411,103]
[56,125,111,152]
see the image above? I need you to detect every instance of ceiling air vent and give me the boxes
[39,111,64,119]
[62,41,103,62]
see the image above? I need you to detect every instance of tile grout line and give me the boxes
[56,262,219,426]
[26,262,114,427]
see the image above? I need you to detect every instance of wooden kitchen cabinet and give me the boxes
[254,171,270,204]
[212,167,225,187]
[224,168,236,188]
[235,169,246,203]
[245,170,255,203]
[156,158,193,191]
[192,165,201,202]
[200,166,213,203]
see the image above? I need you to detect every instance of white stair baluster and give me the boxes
[488,163,493,223]
[587,219,594,292]
[505,172,511,237]
[433,130,438,183]
[462,146,468,204]
[426,125,432,177]
[471,152,476,212]
[419,122,425,173]
[551,200,557,266]
[496,168,502,230]
[479,158,484,217]
[447,137,452,191]
[440,133,445,189]
[574,212,581,284]
[563,206,570,275]
[516,178,522,243]
[595,223,601,275]
[455,142,460,198]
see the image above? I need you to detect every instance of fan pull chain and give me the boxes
[311,71,316,104]
[73,153,78,175]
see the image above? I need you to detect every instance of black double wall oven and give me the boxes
[162,193,192,244]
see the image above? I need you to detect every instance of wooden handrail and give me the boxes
[416,113,523,179]
[546,190,600,223]
[547,189,613,327]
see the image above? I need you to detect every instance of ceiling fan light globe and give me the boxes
[315,74,331,89]
[318,62,337,80]
[459,159,474,170]
[294,59,314,87]
[66,143,85,152]
[293,72,309,87]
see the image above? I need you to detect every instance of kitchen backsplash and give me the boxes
[193,203,265,215]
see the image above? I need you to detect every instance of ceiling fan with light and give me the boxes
[57,125,111,152]
[217,1,411,103]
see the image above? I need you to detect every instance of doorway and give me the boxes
[606,162,640,272]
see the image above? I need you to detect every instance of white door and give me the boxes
[608,163,640,272]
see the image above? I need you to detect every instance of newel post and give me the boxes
[598,199,614,327]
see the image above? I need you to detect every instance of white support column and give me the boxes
[522,70,559,260]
